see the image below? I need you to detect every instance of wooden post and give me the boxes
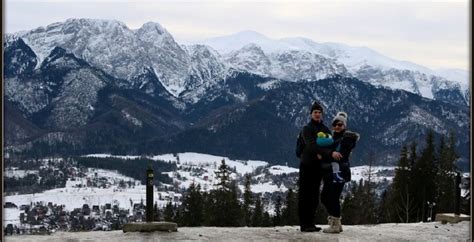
[146,165,154,222]
[454,172,461,216]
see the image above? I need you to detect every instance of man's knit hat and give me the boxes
[310,101,324,113]
[332,112,348,126]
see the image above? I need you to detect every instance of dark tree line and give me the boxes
[157,159,301,227]
[332,129,469,225]
[160,130,469,227]
[380,130,469,222]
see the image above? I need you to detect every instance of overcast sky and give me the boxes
[4,0,470,71]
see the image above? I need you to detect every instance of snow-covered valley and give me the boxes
[5,153,399,227]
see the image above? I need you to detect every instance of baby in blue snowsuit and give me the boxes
[316,132,345,183]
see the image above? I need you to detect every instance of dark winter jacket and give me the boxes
[300,119,333,166]
[322,129,359,181]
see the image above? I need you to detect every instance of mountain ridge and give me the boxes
[4,19,469,169]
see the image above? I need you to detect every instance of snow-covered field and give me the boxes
[4,168,39,178]
[350,165,396,183]
[86,152,269,175]
[5,221,470,241]
[267,165,298,175]
[155,152,271,192]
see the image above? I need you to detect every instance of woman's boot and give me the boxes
[322,216,341,233]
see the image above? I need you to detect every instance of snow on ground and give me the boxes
[4,185,177,217]
[267,165,298,175]
[172,152,268,175]
[150,154,177,162]
[5,221,470,241]
[85,152,268,175]
[4,208,21,225]
[82,154,141,159]
[88,168,140,183]
[4,168,39,178]
[238,181,287,195]
[4,168,180,223]
[161,154,268,192]
[350,165,396,183]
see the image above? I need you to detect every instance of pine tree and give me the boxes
[341,181,358,225]
[282,188,298,225]
[163,201,174,222]
[153,202,160,221]
[273,195,283,226]
[228,181,244,226]
[409,142,417,168]
[363,180,378,224]
[412,130,437,222]
[201,192,212,226]
[361,151,378,224]
[243,174,254,226]
[174,203,182,224]
[342,179,377,224]
[387,144,417,222]
[207,160,242,226]
[377,189,390,223]
[215,159,232,191]
[262,212,272,227]
[252,195,263,227]
[436,131,459,213]
[180,182,204,226]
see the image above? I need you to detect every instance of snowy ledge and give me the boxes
[5,221,470,241]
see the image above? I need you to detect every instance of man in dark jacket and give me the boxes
[298,101,341,232]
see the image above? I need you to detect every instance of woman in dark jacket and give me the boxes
[298,101,342,232]
[320,112,359,233]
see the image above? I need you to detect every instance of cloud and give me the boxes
[5,0,469,70]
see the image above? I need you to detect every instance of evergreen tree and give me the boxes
[206,160,242,226]
[201,192,213,226]
[180,182,204,226]
[228,181,244,226]
[361,180,377,224]
[387,144,417,222]
[342,179,377,224]
[436,131,459,214]
[163,201,174,222]
[376,189,390,223]
[262,212,272,227]
[252,195,264,227]
[215,159,232,191]
[412,130,438,222]
[409,141,418,168]
[243,174,254,226]
[282,188,298,225]
[153,202,160,221]
[174,203,182,224]
[273,195,283,226]
[341,181,358,224]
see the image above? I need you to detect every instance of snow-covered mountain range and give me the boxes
[199,30,469,104]
[9,19,469,105]
[12,19,228,98]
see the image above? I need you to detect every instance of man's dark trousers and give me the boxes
[298,161,322,228]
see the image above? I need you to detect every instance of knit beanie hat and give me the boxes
[310,101,324,113]
[332,112,348,126]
